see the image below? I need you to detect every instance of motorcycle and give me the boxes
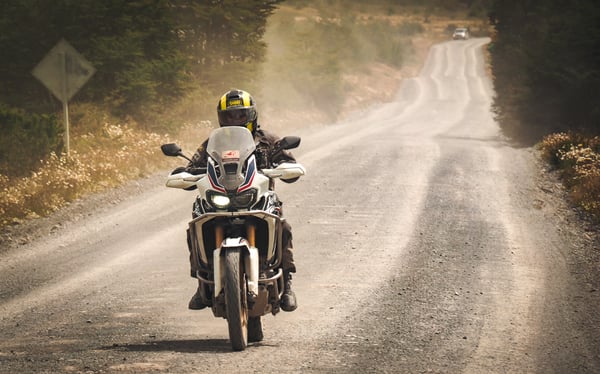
[160,126,305,351]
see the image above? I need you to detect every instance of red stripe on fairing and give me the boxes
[238,170,255,192]
[208,164,226,193]
[237,155,256,192]
[209,178,226,193]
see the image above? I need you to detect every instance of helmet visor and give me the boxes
[218,107,256,127]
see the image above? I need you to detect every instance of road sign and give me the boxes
[32,39,96,155]
[32,38,95,103]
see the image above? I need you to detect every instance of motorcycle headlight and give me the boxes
[208,193,231,209]
[232,189,257,208]
[207,189,257,210]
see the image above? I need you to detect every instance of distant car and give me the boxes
[452,28,470,40]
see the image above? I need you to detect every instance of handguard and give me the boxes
[262,162,306,180]
[165,171,203,189]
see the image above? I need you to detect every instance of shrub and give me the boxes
[0,105,62,177]
[539,132,600,221]
[539,132,587,166]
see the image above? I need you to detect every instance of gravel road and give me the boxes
[1,38,599,373]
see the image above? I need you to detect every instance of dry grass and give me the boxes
[0,118,209,227]
[540,133,600,221]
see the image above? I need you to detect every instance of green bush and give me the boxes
[0,105,61,177]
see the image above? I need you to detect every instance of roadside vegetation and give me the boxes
[0,0,282,226]
[539,133,600,221]
[0,123,170,223]
[489,1,600,223]
[0,0,489,228]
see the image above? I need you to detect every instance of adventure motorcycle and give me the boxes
[161,126,305,351]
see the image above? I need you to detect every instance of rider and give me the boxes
[185,89,298,312]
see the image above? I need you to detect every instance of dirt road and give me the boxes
[1,38,599,373]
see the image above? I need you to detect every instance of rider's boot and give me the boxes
[281,272,297,312]
[188,285,208,310]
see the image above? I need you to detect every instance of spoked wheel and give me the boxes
[248,316,263,342]
[224,248,248,351]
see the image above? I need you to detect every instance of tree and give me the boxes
[0,0,187,117]
[169,0,282,91]
[489,0,600,140]
[0,0,283,174]
[0,0,283,121]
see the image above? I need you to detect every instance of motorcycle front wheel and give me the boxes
[224,248,248,351]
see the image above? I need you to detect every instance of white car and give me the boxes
[452,28,470,40]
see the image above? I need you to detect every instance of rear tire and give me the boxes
[224,249,248,351]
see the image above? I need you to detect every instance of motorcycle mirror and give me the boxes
[161,143,183,157]
[278,136,301,150]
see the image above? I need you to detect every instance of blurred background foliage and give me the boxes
[489,0,600,143]
[1,0,599,223]
[0,0,282,177]
[490,0,600,221]
[0,0,487,225]
[0,0,485,178]
[0,106,60,176]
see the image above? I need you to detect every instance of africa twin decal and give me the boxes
[222,150,240,161]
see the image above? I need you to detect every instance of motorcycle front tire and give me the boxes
[224,248,248,351]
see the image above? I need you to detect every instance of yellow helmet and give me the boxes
[216,89,258,135]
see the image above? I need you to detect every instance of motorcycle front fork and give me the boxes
[214,223,256,248]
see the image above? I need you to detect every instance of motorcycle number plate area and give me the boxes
[222,150,240,161]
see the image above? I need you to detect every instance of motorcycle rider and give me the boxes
[184,89,298,312]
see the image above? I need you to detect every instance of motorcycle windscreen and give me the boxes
[206,127,256,191]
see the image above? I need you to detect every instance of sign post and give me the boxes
[32,39,95,155]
